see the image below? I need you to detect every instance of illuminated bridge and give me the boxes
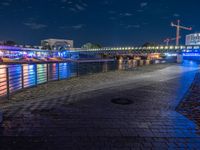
[0,45,200,59]
[72,45,200,54]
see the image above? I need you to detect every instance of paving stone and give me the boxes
[177,71,200,131]
[0,64,200,149]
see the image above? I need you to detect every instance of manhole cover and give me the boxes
[31,109,54,115]
[111,98,133,105]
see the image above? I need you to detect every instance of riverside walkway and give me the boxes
[0,63,200,149]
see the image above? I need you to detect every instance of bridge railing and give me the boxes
[1,45,200,54]
[73,45,200,52]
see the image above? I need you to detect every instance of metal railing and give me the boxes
[0,63,79,100]
[0,60,161,100]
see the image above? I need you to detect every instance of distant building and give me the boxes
[41,39,74,50]
[0,40,16,46]
[0,41,4,45]
[186,33,200,45]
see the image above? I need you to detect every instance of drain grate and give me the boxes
[111,98,133,105]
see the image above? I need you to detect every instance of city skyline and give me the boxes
[0,0,199,47]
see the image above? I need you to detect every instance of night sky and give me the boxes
[0,0,199,47]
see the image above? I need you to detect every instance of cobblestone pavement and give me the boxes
[177,71,200,133]
[0,64,200,149]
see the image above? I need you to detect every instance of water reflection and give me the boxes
[146,60,150,65]
[102,62,108,72]
[118,61,124,70]
[182,60,200,68]
[118,59,151,70]
[128,60,133,68]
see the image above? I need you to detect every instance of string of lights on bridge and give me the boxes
[74,45,200,52]
[1,45,200,53]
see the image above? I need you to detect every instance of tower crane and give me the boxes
[164,36,181,46]
[171,20,192,46]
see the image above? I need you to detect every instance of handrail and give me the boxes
[0,62,78,99]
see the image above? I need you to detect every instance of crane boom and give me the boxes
[164,36,181,46]
[172,24,192,30]
[171,20,192,46]
[179,26,192,30]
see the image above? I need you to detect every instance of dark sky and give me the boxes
[0,0,199,47]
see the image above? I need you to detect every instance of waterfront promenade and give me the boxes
[0,63,200,149]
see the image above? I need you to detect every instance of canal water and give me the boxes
[0,60,165,98]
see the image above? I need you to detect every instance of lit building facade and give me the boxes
[186,33,200,45]
[41,39,74,50]
[0,46,49,58]
[184,33,200,60]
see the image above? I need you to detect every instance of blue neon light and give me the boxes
[183,53,200,57]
